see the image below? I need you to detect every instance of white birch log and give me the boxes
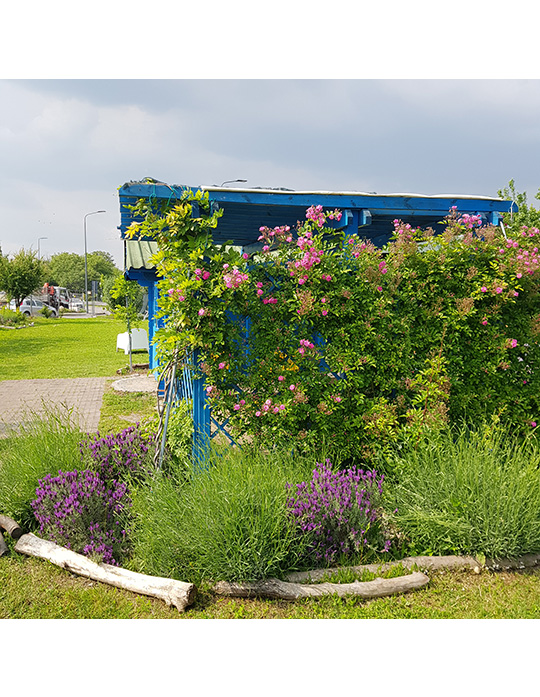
[14,533,196,612]
[284,554,481,584]
[213,570,429,601]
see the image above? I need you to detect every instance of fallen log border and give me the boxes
[0,515,23,540]
[283,552,540,584]
[214,571,430,601]
[4,511,540,607]
[14,532,196,613]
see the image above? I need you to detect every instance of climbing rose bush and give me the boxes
[286,460,391,564]
[127,190,540,460]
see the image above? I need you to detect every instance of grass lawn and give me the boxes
[98,384,157,433]
[2,313,540,622]
[0,315,150,380]
[1,553,540,618]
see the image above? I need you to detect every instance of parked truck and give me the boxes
[40,284,72,311]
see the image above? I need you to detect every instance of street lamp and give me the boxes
[84,210,106,314]
[220,179,247,187]
[37,237,48,259]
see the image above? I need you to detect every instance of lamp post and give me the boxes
[37,237,48,259]
[220,179,247,186]
[84,210,105,314]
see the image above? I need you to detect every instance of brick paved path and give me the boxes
[0,377,112,436]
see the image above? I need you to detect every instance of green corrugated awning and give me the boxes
[125,240,159,270]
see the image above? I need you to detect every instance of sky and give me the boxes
[1,78,540,269]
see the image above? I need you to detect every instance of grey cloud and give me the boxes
[1,78,539,268]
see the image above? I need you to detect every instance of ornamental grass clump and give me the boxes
[286,460,392,565]
[31,469,131,565]
[385,422,540,559]
[79,425,155,486]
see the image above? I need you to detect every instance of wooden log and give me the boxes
[284,554,481,584]
[14,533,196,612]
[484,553,540,572]
[0,515,23,540]
[213,571,429,601]
[0,530,8,557]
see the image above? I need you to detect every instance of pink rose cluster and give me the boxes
[296,247,324,272]
[457,213,483,229]
[257,224,293,246]
[305,205,342,228]
[255,398,286,416]
[298,338,315,355]
[194,268,211,280]
[223,266,249,289]
[167,288,186,302]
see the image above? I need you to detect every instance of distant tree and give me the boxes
[108,276,145,371]
[45,253,85,290]
[0,248,44,308]
[45,251,119,292]
[88,250,117,281]
[498,179,540,233]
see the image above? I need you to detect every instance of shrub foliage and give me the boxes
[126,190,540,461]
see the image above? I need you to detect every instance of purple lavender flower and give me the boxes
[31,469,132,566]
[286,459,391,564]
[79,425,155,485]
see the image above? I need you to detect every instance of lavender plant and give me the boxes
[286,460,392,565]
[31,469,131,566]
[79,425,155,485]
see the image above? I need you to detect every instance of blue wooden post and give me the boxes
[192,356,211,465]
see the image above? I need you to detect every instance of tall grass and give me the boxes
[0,409,83,530]
[129,444,317,583]
[385,423,540,559]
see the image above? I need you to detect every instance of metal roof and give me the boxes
[124,239,158,270]
[119,179,517,265]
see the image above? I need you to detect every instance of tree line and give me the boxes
[0,248,121,308]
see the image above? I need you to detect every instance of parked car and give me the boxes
[18,298,58,317]
[69,298,84,312]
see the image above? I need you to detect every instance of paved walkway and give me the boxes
[0,377,111,436]
[0,374,158,437]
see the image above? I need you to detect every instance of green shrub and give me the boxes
[0,308,28,327]
[385,422,540,559]
[142,400,192,477]
[129,189,540,463]
[129,444,316,583]
[0,410,84,530]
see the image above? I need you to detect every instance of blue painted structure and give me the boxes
[119,178,517,454]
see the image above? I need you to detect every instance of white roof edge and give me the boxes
[200,186,503,201]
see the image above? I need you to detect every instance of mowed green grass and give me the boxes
[0,316,150,380]
[1,553,540,618]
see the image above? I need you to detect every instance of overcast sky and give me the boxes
[1,78,539,268]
